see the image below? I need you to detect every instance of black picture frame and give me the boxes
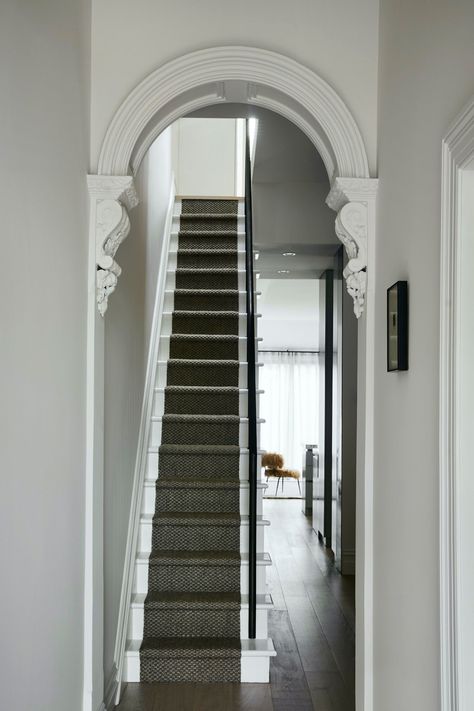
[387,281,408,372]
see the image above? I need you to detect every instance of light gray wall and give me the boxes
[90,0,379,173]
[0,1,91,710]
[103,130,172,683]
[375,2,474,709]
[252,109,335,250]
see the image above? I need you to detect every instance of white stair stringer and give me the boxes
[121,197,274,686]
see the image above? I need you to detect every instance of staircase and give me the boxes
[123,197,275,684]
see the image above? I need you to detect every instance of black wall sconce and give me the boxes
[387,281,408,371]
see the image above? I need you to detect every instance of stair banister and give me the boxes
[245,119,258,640]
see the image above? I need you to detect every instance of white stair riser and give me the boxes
[138,518,268,554]
[166,251,246,273]
[128,605,268,642]
[152,388,263,418]
[145,450,263,481]
[133,557,270,595]
[123,650,271,684]
[154,362,263,389]
[148,419,261,449]
[165,270,247,291]
[141,481,265,516]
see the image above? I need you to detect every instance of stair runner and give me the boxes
[140,198,243,682]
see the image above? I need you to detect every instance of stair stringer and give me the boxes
[112,182,176,706]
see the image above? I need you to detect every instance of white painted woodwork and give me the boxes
[96,47,370,180]
[440,97,474,711]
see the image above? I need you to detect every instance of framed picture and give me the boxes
[387,281,408,371]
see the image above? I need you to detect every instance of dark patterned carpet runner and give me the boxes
[140,199,242,682]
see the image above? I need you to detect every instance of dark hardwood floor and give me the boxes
[116,499,355,711]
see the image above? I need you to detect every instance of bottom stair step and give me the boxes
[143,591,240,637]
[139,636,241,682]
[124,637,276,683]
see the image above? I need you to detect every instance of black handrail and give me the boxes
[244,120,258,640]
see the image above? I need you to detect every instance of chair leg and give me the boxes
[297,479,301,495]
[282,476,284,493]
[275,477,281,495]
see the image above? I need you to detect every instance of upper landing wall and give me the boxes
[90,0,379,174]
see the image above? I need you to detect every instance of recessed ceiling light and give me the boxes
[256,273,261,279]
[254,252,260,260]
[282,252,296,257]
[277,269,290,274]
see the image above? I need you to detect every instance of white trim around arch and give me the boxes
[97,46,369,181]
[85,45,377,711]
[439,96,474,711]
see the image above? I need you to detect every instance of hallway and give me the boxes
[116,500,355,710]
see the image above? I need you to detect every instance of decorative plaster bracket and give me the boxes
[87,175,139,316]
[326,177,378,318]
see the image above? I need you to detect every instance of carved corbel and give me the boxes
[88,175,139,316]
[335,201,368,318]
[95,199,130,316]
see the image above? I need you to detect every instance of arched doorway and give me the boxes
[84,46,378,711]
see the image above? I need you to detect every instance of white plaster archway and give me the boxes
[97,46,370,181]
[85,46,378,711]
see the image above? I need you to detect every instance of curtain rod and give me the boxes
[258,348,320,354]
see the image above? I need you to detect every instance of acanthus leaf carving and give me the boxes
[95,198,131,316]
[335,201,368,319]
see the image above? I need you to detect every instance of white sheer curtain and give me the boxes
[259,351,319,472]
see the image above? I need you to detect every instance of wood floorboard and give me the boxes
[115,500,355,711]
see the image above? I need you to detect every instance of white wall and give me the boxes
[103,129,173,685]
[90,0,379,174]
[375,2,474,709]
[173,118,244,196]
[257,279,319,350]
[0,1,90,710]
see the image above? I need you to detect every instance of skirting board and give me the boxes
[102,665,119,711]
[341,549,356,576]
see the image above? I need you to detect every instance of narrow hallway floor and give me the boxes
[116,499,355,711]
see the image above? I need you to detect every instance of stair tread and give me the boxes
[148,549,241,564]
[156,477,240,489]
[159,443,240,454]
[153,511,240,525]
[144,591,240,609]
[170,333,239,340]
[177,248,239,254]
[180,213,240,219]
[172,310,241,317]
[174,267,243,273]
[140,637,241,657]
[166,358,239,366]
[161,414,240,422]
[163,385,240,391]
[173,289,241,295]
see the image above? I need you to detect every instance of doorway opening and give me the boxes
[87,46,377,711]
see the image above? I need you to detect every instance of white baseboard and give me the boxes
[341,549,355,576]
[101,665,119,710]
